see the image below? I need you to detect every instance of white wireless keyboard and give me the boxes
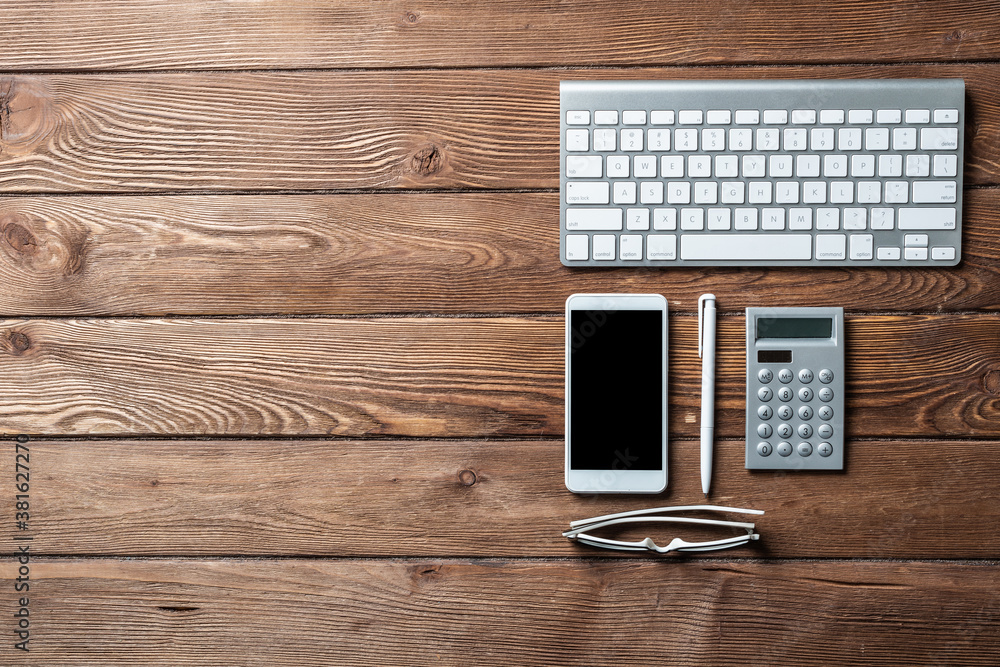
[560,79,964,267]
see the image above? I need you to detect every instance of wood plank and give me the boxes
[0,0,997,71]
[1,65,998,193]
[1,558,997,665]
[1,315,999,438]
[2,190,999,316]
[5,438,998,558]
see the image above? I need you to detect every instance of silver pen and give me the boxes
[698,294,717,495]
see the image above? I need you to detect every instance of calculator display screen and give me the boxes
[569,309,663,470]
[757,317,832,339]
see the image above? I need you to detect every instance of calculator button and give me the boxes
[818,387,835,402]
[818,424,834,439]
[798,424,813,438]
[758,369,774,383]
[757,442,773,457]
[758,387,773,401]
[799,405,814,420]
[777,442,793,457]
[798,369,814,383]
[818,369,834,383]
[758,405,773,420]
[777,405,793,420]
[797,442,813,456]
[777,368,794,383]
[777,423,793,439]
[777,386,794,402]
[818,405,834,420]
[817,442,834,457]
[758,424,773,438]
[798,387,814,402]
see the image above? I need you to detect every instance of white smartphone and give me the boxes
[565,293,668,493]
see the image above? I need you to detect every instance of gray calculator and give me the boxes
[746,307,845,470]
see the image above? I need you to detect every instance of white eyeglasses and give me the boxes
[563,505,763,554]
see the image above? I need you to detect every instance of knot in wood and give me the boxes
[411,144,444,176]
[402,10,421,24]
[7,331,30,353]
[0,76,54,155]
[458,469,477,486]
[983,369,1000,395]
[3,222,38,255]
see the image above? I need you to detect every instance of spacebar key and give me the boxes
[681,234,813,260]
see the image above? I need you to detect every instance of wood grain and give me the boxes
[2,190,999,316]
[6,438,998,558]
[1,0,998,71]
[2,558,997,665]
[1,65,998,193]
[1,315,999,438]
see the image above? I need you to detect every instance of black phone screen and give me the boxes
[569,309,663,470]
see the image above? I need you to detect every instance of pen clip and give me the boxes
[698,293,716,358]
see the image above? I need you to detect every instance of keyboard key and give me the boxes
[904,234,928,247]
[865,128,889,150]
[681,234,811,260]
[735,110,759,125]
[613,182,637,204]
[848,109,873,124]
[850,234,874,260]
[648,234,677,259]
[675,129,698,151]
[565,155,602,178]
[933,154,958,177]
[893,128,917,150]
[565,234,589,260]
[816,234,847,260]
[634,156,657,177]
[620,128,643,151]
[905,109,930,124]
[593,128,616,151]
[648,129,671,151]
[566,111,591,125]
[679,110,703,124]
[757,129,779,151]
[592,234,616,259]
[905,247,928,260]
[652,208,677,230]
[566,208,623,231]
[565,129,589,152]
[622,110,647,125]
[897,207,957,229]
[911,180,957,204]
[566,182,610,204]
[650,110,675,125]
[905,155,929,177]
[707,110,731,124]
[876,109,902,124]
[920,127,959,151]
[934,109,960,123]
[626,208,650,230]
[932,246,956,260]
[680,208,705,230]
[606,156,629,177]
[792,109,816,124]
[877,247,901,260]
[763,110,788,124]
[620,234,643,260]
[594,110,618,125]
[820,109,845,124]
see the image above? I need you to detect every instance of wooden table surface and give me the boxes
[2,1,1000,664]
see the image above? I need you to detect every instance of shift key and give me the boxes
[898,207,957,230]
[566,208,623,231]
